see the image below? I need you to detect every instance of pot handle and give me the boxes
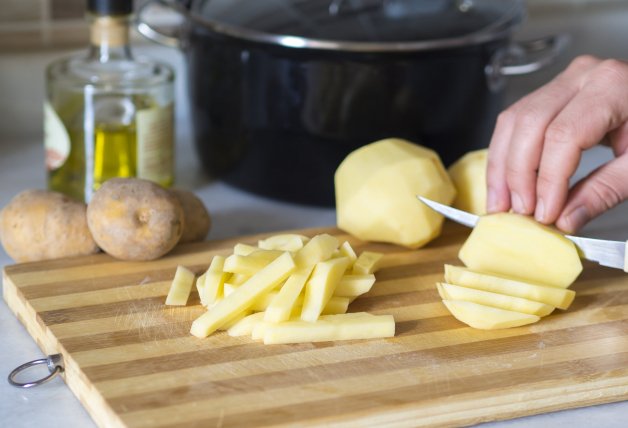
[135,0,190,49]
[485,33,570,92]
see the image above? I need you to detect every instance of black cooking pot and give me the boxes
[138,0,566,206]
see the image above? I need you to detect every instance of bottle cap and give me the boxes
[87,0,133,16]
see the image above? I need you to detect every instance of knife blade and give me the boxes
[417,196,627,271]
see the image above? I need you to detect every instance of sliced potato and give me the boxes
[334,274,376,298]
[196,273,208,306]
[202,255,229,306]
[190,252,295,338]
[459,213,582,288]
[258,234,309,251]
[165,266,195,306]
[442,300,539,330]
[293,234,339,268]
[437,282,554,317]
[263,313,395,344]
[352,251,383,275]
[301,257,351,322]
[444,265,575,310]
[227,312,266,337]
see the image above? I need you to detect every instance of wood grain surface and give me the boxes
[3,223,628,428]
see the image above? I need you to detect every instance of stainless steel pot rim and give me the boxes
[170,0,525,52]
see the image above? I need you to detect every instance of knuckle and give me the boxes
[569,55,600,71]
[591,59,628,84]
[589,177,624,211]
[495,109,516,128]
[545,121,576,146]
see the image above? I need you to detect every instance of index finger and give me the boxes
[536,59,628,224]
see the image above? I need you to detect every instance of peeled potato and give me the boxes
[459,213,582,288]
[0,189,99,262]
[448,149,488,215]
[87,178,184,261]
[335,138,456,248]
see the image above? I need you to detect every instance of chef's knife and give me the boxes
[417,196,627,272]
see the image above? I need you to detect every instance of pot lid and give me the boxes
[189,0,525,51]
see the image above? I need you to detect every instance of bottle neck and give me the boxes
[89,15,132,62]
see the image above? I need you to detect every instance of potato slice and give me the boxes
[195,273,208,306]
[190,252,295,338]
[218,310,253,331]
[335,138,456,248]
[227,312,266,337]
[264,235,339,323]
[263,313,395,344]
[258,234,309,251]
[459,213,582,288]
[321,296,350,315]
[437,283,554,317]
[252,290,304,312]
[338,241,358,263]
[352,251,383,275]
[293,234,339,268]
[442,300,539,330]
[201,255,229,306]
[223,254,269,276]
[263,267,312,323]
[301,257,351,322]
[448,149,488,215]
[165,266,195,306]
[223,282,239,297]
[233,243,258,256]
[334,274,376,298]
[444,265,575,309]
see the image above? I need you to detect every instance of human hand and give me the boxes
[486,55,628,233]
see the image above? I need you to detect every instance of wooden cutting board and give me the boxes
[3,223,628,428]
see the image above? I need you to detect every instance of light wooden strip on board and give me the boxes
[95,320,628,401]
[116,348,628,427]
[80,302,627,384]
[50,284,628,366]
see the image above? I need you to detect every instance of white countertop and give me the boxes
[1,131,628,427]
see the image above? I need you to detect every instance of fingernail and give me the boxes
[511,192,525,214]
[487,187,498,213]
[563,206,590,231]
[535,198,545,222]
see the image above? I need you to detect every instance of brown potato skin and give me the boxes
[171,189,211,243]
[0,189,99,262]
[87,178,184,261]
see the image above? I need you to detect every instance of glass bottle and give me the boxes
[45,0,175,202]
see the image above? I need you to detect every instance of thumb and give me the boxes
[556,154,628,233]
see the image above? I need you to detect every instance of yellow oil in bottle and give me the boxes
[46,91,173,201]
[92,122,137,189]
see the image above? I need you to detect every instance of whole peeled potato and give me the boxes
[171,189,211,243]
[0,189,99,262]
[87,178,184,261]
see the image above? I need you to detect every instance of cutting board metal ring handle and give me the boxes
[8,354,64,388]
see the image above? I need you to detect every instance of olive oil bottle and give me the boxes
[45,0,174,201]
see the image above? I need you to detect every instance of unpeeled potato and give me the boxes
[0,189,99,262]
[171,189,211,243]
[87,178,184,261]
